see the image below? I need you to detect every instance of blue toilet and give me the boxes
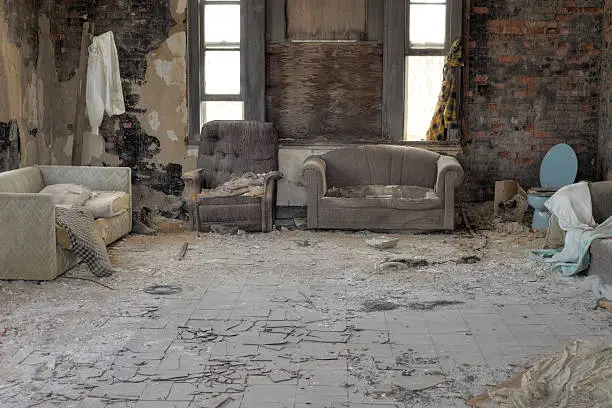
[527,143,578,230]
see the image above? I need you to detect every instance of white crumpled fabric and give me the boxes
[86,31,125,135]
[545,181,597,231]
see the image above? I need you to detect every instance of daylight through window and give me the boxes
[200,0,244,124]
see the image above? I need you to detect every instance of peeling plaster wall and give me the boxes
[44,0,193,209]
[0,0,40,171]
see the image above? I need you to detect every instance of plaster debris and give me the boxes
[1,230,610,408]
[167,129,178,142]
[366,236,400,249]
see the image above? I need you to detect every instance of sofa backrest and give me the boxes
[0,167,44,193]
[319,145,441,188]
[590,181,612,224]
[197,121,278,189]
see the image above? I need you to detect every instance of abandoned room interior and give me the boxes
[1,0,612,407]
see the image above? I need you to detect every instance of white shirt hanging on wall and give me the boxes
[86,31,126,135]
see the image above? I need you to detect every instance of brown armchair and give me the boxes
[183,121,282,232]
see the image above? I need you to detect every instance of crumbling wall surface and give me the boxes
[600,0,612,179]
[0,0,40,172]
[46,0,193,210]
[461,1,605,201]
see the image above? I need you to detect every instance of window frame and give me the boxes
[187,0,265,145]
[382,0,463,144]
[200,0,244,125]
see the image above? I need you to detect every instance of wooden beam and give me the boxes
[382,0,405,141]
[267,0,286,42]
[245,0,266,121]
[188,0,201,144]
[72,22,93,166]
[367,0,384,42]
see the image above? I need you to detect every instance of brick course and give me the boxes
[461,0,605,201]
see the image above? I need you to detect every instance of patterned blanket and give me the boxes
[55,205,114,277]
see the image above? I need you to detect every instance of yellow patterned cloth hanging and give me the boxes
[426,39,464,141]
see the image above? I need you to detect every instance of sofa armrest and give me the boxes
[261,171,283,232]
[0,193,58,280]
[435,156,464,198]
[303,156,327,229]
[303,157,327,198]
[435,156,464,230]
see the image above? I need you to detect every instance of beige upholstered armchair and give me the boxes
[183,121,282,233]
[302,145,464,231]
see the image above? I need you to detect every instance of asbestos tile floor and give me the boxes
[0,230,610,407]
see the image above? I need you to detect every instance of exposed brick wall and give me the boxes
[48,0,174,83]
[601,0,612,179]
[460,1,605,201]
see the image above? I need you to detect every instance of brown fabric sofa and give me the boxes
[588,181,612,285]
[183,121,282,232]
[302,145,464,231]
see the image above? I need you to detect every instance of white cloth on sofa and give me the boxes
[532,182,612,276]
[86,31,125,135]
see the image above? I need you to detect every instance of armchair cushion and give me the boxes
[197,121,278,189]
[186,121,281,233]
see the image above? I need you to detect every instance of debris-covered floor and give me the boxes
[1,229,611,408]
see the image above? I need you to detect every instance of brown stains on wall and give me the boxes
[0,0,41,171]
[266,42,383,141]
[286,0,367,41]
[0,120,20,171]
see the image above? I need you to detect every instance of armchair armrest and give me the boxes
[303,156,327,229]
[435,156,464,230]
[182,168,206,202]
[0,193,58,280]
[261,171,284,232]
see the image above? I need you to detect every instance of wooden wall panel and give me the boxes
[266,43,383,141]
[286,0,367,41]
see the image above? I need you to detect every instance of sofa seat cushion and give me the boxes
[85,191,130,218]
[321,193,442,211]
[327,185,435,199]
[95,210,132,245]
[40,184,92,206]
[322,185,442,211]
[56,210,131,248]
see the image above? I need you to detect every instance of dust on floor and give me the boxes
[0,229,610,408]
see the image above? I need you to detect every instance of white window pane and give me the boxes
[204,5,240,44]
[405,56,444,141]
[410,0,446,3]
[409,5,446,48]
[205,51,240,95]
[201,101,244,124]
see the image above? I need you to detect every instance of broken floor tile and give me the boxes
[141,381,172,401]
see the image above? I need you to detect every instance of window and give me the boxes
[200,0,243,125]
[404,0,462,141]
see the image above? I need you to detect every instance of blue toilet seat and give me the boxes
[527,143,578,230]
